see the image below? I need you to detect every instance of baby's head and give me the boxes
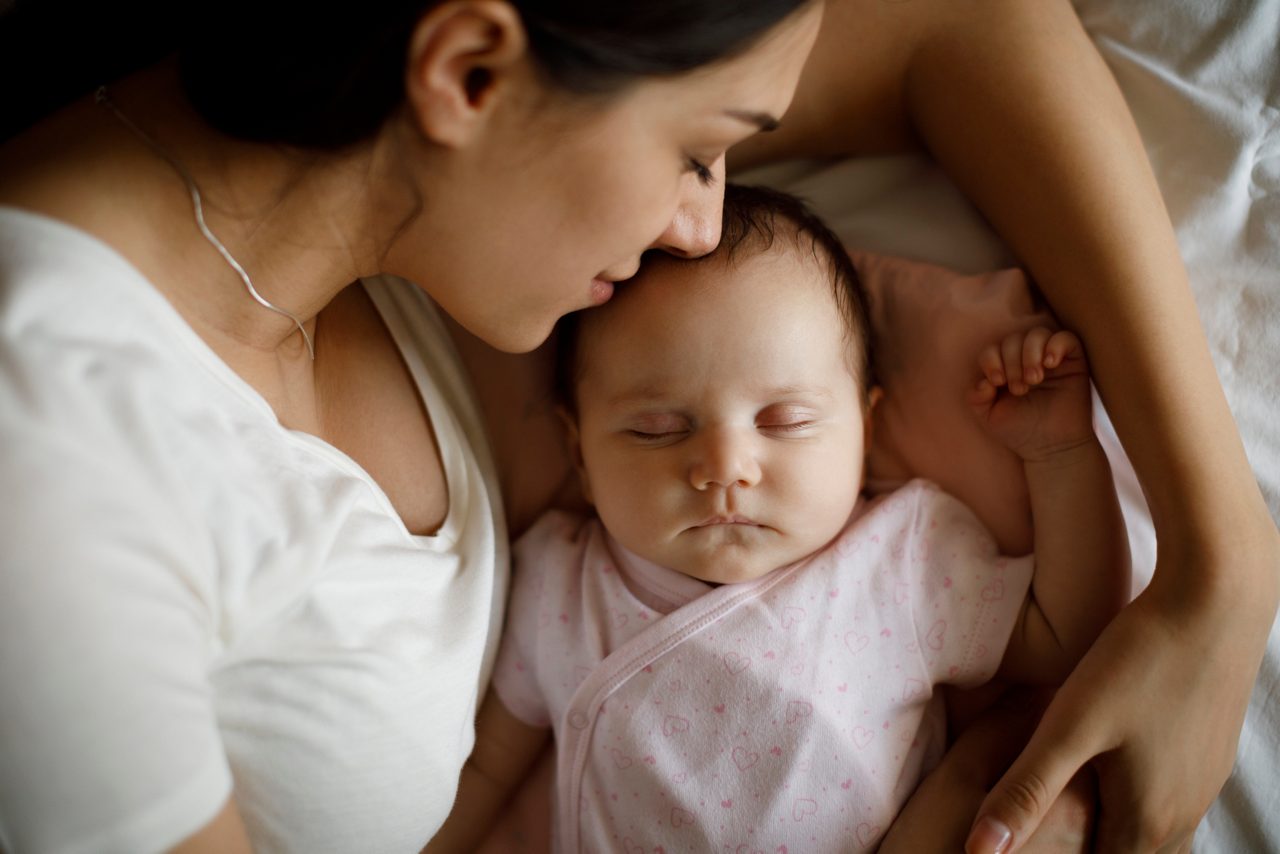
[557,184,876,584]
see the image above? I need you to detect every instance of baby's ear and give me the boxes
[864,386,885,449]
[556,405,594,506]
[867,386,885,409]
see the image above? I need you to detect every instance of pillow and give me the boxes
[852,250,1057,556]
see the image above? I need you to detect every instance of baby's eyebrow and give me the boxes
[604,385,834,409]
[604,384,675,408]
[761,385,834,400]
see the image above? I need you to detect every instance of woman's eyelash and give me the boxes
[686,157,715,186]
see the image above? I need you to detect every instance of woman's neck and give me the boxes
[2,62,422,367]
[119,66,401,352]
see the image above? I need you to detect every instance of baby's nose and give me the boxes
[689,426,761,490]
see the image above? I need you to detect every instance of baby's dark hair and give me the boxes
[555,183,873,413]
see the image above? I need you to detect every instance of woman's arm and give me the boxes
[169,799,253,854]
[737,1,1280,850]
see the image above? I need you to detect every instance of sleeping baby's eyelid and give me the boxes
[626,413,690,439]
[752,407,814,435]
[763,421,814,433]
[628,429,674,440]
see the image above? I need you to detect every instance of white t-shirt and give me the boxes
[0,208,508,854]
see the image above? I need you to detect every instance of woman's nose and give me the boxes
[689,425,761,491]
[652,156,726,259]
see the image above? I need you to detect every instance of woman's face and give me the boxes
[394,3,824,352]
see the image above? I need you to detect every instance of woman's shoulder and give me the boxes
[1,207,269,461]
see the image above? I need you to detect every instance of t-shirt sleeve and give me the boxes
[892,481,1034,688]
[490,511,581,728]
[0,420,231,853]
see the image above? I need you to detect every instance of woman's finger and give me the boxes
[965,701,1099,854]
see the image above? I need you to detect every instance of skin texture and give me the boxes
[735,1,1280,851]
[0,3,825,852]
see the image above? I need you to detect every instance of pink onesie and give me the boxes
[493,480,1033,853]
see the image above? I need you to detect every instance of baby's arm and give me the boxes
[425,689,550,853]
[969,328,1130,683]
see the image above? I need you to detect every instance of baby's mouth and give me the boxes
[693,514,760,528]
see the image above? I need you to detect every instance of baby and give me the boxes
[432,185,1128,853]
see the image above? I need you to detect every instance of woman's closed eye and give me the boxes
[685,156,716,186]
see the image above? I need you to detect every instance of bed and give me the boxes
[739,1,1279,849]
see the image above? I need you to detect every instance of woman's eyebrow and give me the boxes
[724,110,781,132]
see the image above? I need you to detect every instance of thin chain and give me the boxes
[94,86,315,360]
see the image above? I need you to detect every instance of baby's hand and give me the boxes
[969,328,1094,461]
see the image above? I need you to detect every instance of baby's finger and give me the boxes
[977,345,1007,388]
[1020,327,1054,386]
[1044,330,1083,370]
[969,377,998,407]
[1001,333,1027,394]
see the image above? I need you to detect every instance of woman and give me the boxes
[0,2,823,851]
[732,1,1279,851]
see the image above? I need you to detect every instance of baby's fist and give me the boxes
[969,327,1094,460]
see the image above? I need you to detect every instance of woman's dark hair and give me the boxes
[555,183,875,415]
[177,0,812,150]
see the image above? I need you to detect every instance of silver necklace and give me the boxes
[94,86,315,360]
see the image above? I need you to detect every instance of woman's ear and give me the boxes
[404,0,528,147]
[556,405,594,506]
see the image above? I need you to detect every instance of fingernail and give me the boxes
[993,371,1005,385]
[966,817,1013,854]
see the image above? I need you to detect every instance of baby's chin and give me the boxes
[672,543,811,587]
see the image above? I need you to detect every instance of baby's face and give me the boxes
[570,243,869,585]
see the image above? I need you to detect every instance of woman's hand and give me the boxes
[881,688,1094,853]
[966,553,1279,853]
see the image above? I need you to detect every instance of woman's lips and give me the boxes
[589,278,615,305]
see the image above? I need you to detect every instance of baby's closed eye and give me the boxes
[625,413,691,441]
[756,404,818,433]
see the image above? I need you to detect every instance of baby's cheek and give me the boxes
[783,453,861,535]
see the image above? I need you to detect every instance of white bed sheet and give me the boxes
[746,1,1279,849]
